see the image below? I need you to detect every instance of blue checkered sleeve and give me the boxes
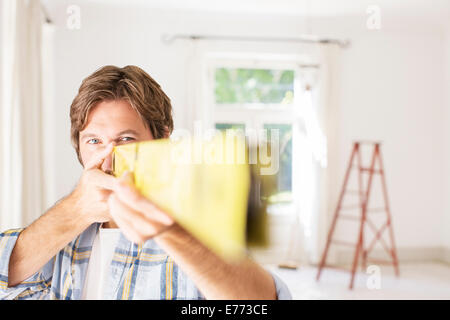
[0,229,53,300]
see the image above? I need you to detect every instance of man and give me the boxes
[0,65,291,300]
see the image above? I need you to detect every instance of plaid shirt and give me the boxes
[0,223,291,300]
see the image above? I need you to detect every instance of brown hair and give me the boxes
[70,65,173,164]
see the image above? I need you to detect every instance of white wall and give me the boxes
[332,29,446,262]
[43,2,449,260]
[444,32,450,255]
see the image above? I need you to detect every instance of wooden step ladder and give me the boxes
[316,141,400,289]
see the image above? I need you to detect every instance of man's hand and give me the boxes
[8,143,118,287]
[107,172,175,243]
[69,143,117,224]
[105,173,277,300]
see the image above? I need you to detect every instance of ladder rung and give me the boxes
[351,165,383,174]
[354,141,382,145]
[360,168,383,174]
[367,207,386,213]
[331,240,356,247]
[339,214,360,221]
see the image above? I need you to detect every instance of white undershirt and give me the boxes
[82,227,121,300]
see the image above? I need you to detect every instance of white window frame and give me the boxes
[203,53,307,217]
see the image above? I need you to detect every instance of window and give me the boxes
[215,123,245,131]
[215,68,294,105]
[263,123,292,204]
[207,58,303,215]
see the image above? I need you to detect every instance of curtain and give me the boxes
[292,44,341,265]
[317,44,342,265]
[0,0,48,230]
[312,44,341,265]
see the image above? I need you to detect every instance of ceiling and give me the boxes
[42,0,450,26]
[73,0,450,17]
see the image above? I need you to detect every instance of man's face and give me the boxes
[79,99,153,173]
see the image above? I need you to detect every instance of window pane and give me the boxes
[263,124,292,204]
[214,68,294,104]
[215,123,246,131]
[214,123,247,165]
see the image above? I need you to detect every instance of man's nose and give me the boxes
[101,143,115,175]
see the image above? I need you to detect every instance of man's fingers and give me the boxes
[108,195,143,243]
[84,143,114,170]
[108,194,161,243]
[88,169,118,191]
[113,180,174,225]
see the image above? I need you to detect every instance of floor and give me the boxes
[266,262,450,299]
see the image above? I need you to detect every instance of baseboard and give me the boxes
[443,247,450,265]
[251,246,450,266]
[336,246,450,266]
[249,247,290,265]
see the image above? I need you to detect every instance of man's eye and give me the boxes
[87,138,100,144]
[120,137,135,142]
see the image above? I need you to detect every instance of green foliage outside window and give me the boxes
[215,68,294,104]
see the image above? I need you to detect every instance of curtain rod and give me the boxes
[161,34,350,48]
